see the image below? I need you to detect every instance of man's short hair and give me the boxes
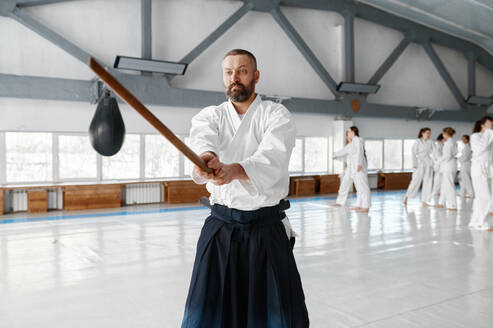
[223,49,257,70]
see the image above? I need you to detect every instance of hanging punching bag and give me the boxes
[89,90,125,156]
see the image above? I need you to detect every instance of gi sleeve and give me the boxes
[189,107,220,184]
[238,105,296,197]
[333,144,350,160]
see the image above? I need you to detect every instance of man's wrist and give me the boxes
[231,163,248,180]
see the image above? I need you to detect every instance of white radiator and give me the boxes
[125,183,162,205]
[12,190,28,212]
[47,188,63,210]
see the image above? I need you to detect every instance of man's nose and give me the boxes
[231,72,240,82]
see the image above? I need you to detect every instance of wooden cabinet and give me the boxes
[0,189,4,215]
[27,190,48,213]
[164,180,210,204]
[378,172,413,190]
[292,177,316,196]
[318,174,340,194]
[63,184,121,210]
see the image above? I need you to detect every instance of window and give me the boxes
[59,135,97,179]
[102,134,140,180]
[403,139,415,170]
[289,138,303,172]
[6,132,52,182]
[145,134,180,178]
[384,139,402,170]
[365,140,383,171]
[304,137,328,173]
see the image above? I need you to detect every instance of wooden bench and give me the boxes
[378,172,413,190]
[292,177,316,196]
[164,180,210,204]
[317,174,340,194]
[63,184,122,210]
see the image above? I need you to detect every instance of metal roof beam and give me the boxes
[423,42,467,110]
[270,6,340,97]
[368,36,411,85]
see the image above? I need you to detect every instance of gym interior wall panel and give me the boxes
[0,17,91,79]
[354,17,405,83]
[24,0,140,76]
[152,0,243,63]
[353,117,473,140]
[476,63,493,98]
[169,9,339,100]
[366,42,462,110]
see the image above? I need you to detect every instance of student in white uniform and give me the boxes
[403,127,434,206]
[436,127,458,211]
[432,134,445,203]
[458,135,473,198]
[333,132,353,207]
[333,126,371,213]
[469,116,493,230]
[183,49,309,327]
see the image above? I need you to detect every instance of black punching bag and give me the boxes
[89,90,125,156]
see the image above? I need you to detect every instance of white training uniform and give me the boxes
[437,138,458,209]
[333,136,371,209]
[470,129,493,228]
[458,143,473,197]
[189,95,296,235]
[432,141,443,199]
[334,154,352,206]
[404,138,434,203]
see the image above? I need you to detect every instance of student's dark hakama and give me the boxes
[181,203,309,328]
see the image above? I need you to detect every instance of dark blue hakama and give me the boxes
[181,204,309,328]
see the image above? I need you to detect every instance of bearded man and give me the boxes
[181,49,309,328]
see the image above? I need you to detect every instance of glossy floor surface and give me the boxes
[1,191,493,328]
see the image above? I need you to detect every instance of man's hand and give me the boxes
[210,163,247,186]
[357,165,362,172]
[194,151,217,180]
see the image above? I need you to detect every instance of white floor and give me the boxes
[1,191,493,328]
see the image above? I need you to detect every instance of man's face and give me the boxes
[222,55,259,102]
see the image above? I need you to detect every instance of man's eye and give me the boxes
[241,70,247,73]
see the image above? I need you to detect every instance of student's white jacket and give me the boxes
[432,141,443,172]
[438,138,457,173]
[333,136,367,175]
[458,143,472,165]
[411,138,434,168]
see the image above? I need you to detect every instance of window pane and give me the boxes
[289,138,303,172]
[304,137,328,173]
[6,132,52,182]
[145,135,180,178]
[384,139,403,170]
[403,139,415,170]
[102,134,140,180]
[59,135,97,179]
[365,140,383,171]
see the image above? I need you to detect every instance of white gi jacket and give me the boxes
[333,136,367,175]
[189,95,295,211]
[411,138,434,168]
[458,143,472,165]
[438,138,457,173]
[432,141,443,172]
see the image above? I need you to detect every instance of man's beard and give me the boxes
[226,79,255,102]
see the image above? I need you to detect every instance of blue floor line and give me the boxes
[0,190,408,225]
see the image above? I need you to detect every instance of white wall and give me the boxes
[0,0,492,137]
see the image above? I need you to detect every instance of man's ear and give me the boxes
[255,70,260,84]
